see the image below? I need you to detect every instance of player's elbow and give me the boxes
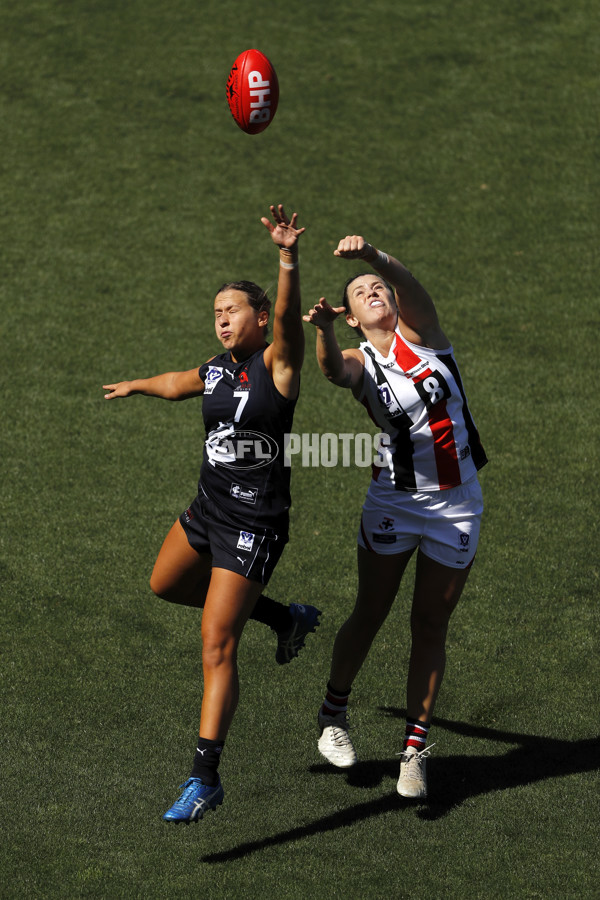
[324,369,353,389]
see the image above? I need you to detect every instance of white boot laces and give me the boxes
[331,715,352,746]
[396,742,437,762]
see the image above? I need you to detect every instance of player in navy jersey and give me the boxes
[103,205,320,823]
[303,234,487,799]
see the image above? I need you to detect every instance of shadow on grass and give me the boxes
[202,711,599,863]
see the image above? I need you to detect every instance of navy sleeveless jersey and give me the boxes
[198,347,297,531]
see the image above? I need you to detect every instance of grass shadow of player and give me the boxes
[201,711,599,863]
[368,708,599,822]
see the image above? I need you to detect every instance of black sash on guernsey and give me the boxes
[437,352,488,472]
[197,346,297,533]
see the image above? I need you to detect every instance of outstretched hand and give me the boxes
[333,234,375,260]
[103,382,132,399]
[303,297,346,328]
[261,204,305,249]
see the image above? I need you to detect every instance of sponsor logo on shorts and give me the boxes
[203,366,224,394]
[459,532,470,552]
[183,507,194,523]
[372,533,397,544]
[460,446,471,461]
[230,483,258,504]
[237,531,255,552]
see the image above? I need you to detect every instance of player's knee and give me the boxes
[149,570,170,601]
[351,595,392,632]
[201,630,237,670]
[411,607,449,642]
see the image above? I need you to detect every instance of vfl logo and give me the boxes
[376,383,410,424]
[377,384,395,410]
[248,71,273,126]
[237,531,255,552]
[203,366,224,395]
[459,532,470,553]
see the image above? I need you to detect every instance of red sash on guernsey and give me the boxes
[391,334,461,490]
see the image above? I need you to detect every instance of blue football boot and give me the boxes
[276,603,322,664]
[162,777,224,823]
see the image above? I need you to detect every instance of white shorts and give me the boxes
[357,477,483,569]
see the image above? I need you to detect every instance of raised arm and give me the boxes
[303,298,364,393]
[334,235,449,349]
[103,367,205,401]
[261,204,305,399]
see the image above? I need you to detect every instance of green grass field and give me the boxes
[1,0,598,896]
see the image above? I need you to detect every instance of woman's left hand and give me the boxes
[303,297,346,328]
[261,204,305,248]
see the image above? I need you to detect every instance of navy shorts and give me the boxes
[179,492,287,585]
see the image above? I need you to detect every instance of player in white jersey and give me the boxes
[303,234,487,799]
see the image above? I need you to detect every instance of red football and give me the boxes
[226,49,279,135]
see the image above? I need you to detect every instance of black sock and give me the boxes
[250,594,293,633]
[190,737,224,786]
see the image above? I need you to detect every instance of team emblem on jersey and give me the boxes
[237,530,255,551]
[204,366,224,394]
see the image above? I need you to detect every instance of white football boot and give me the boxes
[318,712,358,768]
[396,744,435,799]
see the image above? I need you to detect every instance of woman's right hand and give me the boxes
[261,204,305,249]
[303,297,346,329]
[333,235,375,260]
